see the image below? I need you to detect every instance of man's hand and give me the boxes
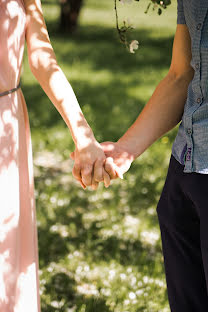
[101,141,134,178]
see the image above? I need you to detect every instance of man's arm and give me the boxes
[118,24,193,159]
[112,24,193,157]
[102,24,194,175]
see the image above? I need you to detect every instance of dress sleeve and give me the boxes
[177,0,186,24]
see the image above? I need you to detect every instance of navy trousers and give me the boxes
[156,154,208,311]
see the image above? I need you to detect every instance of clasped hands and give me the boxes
[70,139,134,190]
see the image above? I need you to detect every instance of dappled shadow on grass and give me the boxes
[36,162,168,310]
[49,24,173,74]
[42,272,76,311]
[41,271,111,312]
[36,164,163,269]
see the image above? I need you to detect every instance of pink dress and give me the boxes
[0,0,41,311]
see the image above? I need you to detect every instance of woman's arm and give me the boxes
[23,0,116,189]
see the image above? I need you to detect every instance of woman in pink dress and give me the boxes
[0,0,121,310]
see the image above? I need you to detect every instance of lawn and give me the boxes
[22,0,178,311]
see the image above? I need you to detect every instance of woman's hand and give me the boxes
[70,139,121,190]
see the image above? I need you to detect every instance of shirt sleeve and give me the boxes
[177,0,186,24]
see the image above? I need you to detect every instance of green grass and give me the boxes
[22,1,179,311]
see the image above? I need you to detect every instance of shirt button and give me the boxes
[196,23,202,30]
[197,97,202,103]
[195,63,200,70]
[187,128,192,135]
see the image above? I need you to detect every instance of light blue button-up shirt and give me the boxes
[171,0,208,173]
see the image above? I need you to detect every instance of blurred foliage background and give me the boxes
[22,0,178,311]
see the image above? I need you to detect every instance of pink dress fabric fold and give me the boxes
[0,0,41,311]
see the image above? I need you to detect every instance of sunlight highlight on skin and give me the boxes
[29,43,56,70]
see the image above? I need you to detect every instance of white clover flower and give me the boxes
[77,283,99,296]
[120,273,127,280]
[129,292,136,299]
[136,289,144,296]
[124,299,130,305]
[109,269,116,280]
[143,275,149,284]
[129,40,139,53]
[140,230,159,246]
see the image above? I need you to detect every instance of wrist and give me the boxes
[116,140,136,162]
[74,132,98,151]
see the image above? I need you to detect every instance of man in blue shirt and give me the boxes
[71,0,208,309]
[98,0,208,310]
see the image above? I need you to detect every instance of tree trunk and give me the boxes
[60,0,83,33]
